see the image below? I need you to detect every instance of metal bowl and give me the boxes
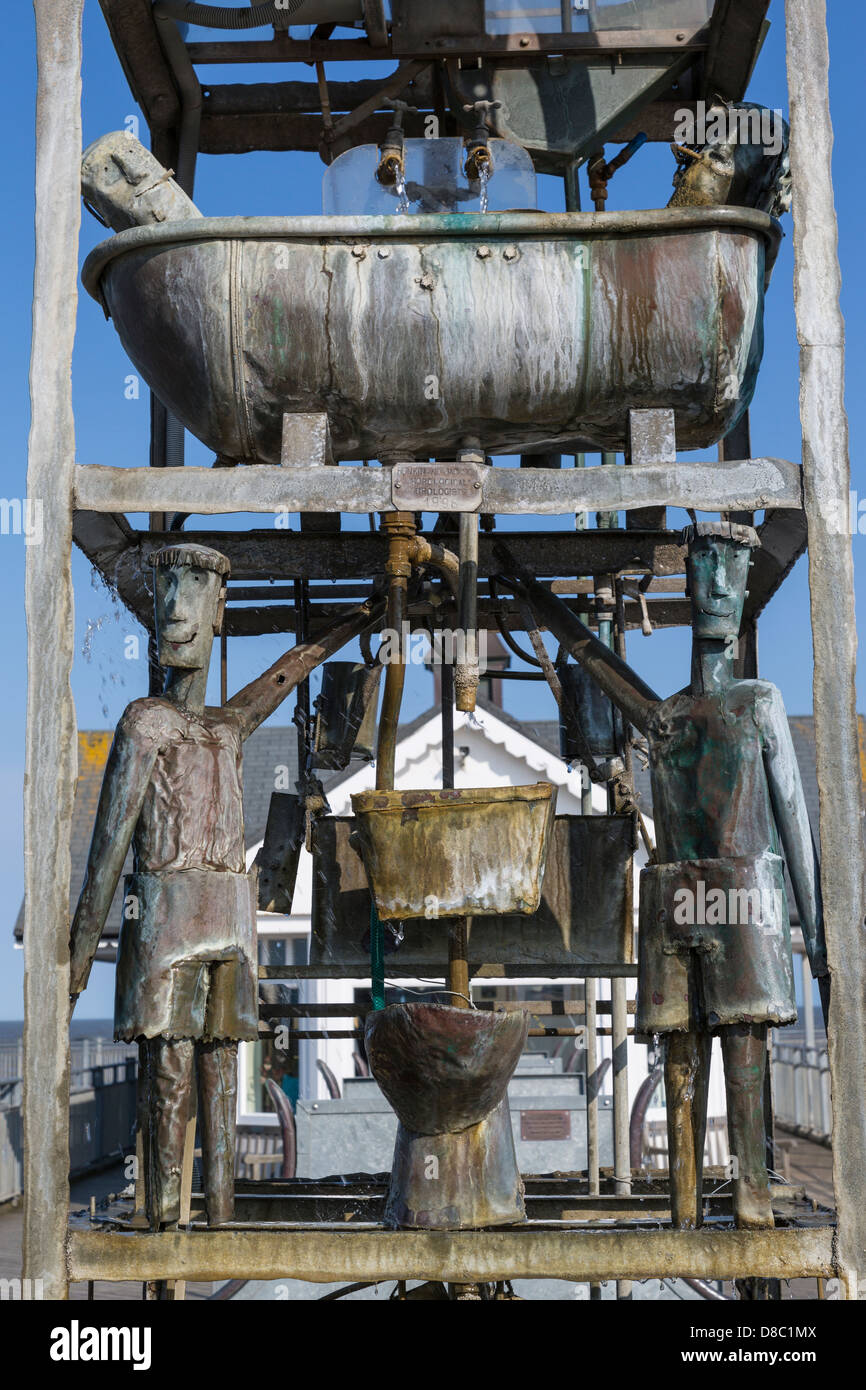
[364,1002,529,1135]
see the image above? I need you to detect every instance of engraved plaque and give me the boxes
[521,1110,571,1142]
[391,461,484,513]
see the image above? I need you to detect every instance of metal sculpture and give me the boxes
[497,524,829,1230]
[69,543,379,1227]
[365,1003,529,1230]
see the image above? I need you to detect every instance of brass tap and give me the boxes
[462,100,501,182]
[375,98,417,188]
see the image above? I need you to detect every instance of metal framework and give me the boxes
[24,0,864,1299]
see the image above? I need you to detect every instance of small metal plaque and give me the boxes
[391,461,484,513]
[521,1110,571,1142]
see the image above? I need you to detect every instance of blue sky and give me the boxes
[1,2,862,1018]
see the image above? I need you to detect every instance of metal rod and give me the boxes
[612,975,633,1300]
[585,978,600,1315]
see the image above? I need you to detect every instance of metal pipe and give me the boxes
[612,975,632,1300]
[153,2,339,29]
[584,976,601,1300]
[152,5,202,198]
[494,544,660,736]
[152,4,204,472]
[376,512,414,790]
[456,512,480,713]
[410,536,460,598]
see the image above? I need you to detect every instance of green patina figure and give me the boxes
[69,543,378,1228]
[498,524,829,1230]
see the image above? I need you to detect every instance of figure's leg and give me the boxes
[196,1038,239,1226]
[139,1037,196,1229]
[721,1022,773,1228]
[664,1030,712,1229]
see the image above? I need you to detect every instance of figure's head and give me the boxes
[682,521,760,642]
[151,544,230,671]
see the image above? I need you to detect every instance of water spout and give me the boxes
[394,168,410,216]
[478,164,490,214]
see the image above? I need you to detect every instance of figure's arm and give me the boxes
[70,709,160,1001]
[494,543,661,735]
[228,598,385,741]
[760,685,829,986]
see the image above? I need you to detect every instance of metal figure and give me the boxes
[497,525,829,1230]
[69,543,379,1227]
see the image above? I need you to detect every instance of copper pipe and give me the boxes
[376,512,415,791]
[409,536,460,597]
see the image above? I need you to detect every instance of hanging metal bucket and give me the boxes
[349,783,556,921]
[255,792,305,915]
[313,661,381,771]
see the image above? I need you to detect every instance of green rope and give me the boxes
[370,901,385,1011]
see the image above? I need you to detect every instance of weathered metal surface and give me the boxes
[365,1004,528,1230]
[313,661,382,769]
[501,527,827,1234]
[69,543,381,1227]
[81,208,780,461]
[350,783,556,919]
[786,0,866,1296]
[23,0,85,1302]
[66,1225,836,1285]
[384,1099,526,1230]
[365,1004,528,1135]
[72,455,803,518]
[391,461,484,513]
[255,792,305,914]
[446,53,694,171]
[81,130,201,232]
[311,812,636,968]
[138,1038,237,1228]
[195,1178,807,1227]
[558,662,624,760]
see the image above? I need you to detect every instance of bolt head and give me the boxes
[378,246,391,259]
[476,244,491,259]
[352,244,366,259]
[503,244,519,262]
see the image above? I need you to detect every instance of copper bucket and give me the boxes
[365,1003,529,1230]
[349,783,556,921]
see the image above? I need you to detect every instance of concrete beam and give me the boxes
[73,457,803,518]
[24,0,85,1302]
[67,1224,835,1286]
[786,0,866,1299]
